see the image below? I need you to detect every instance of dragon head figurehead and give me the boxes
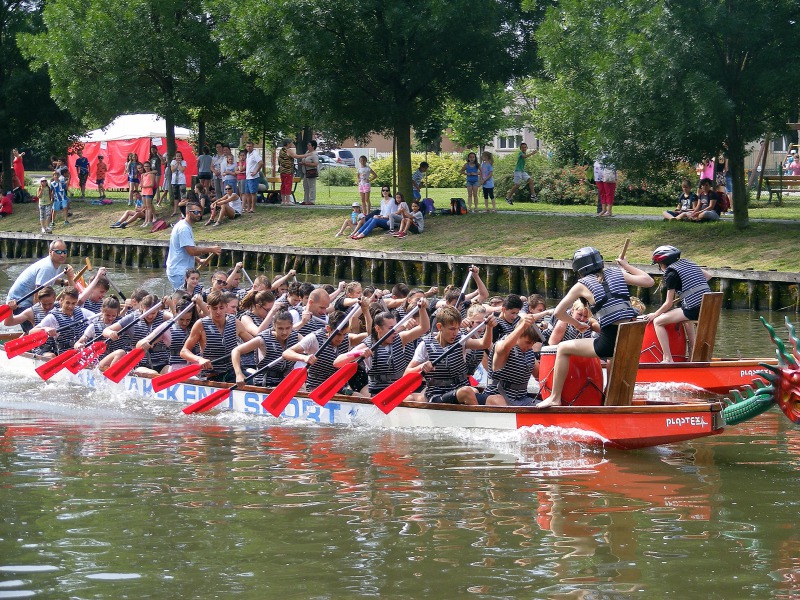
[758,316,800,424]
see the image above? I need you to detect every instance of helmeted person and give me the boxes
[537,246,654,408]
[643,245,712,363]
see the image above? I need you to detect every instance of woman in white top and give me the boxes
[170,151,188,217]
[207,183,242,226]
[301,140,320,205]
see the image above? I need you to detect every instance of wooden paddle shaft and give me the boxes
[619,238,631,261]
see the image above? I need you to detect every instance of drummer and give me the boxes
[644,245,712,363]
[480,313,539,406]
[537,246,654,408]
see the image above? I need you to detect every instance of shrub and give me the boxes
[319,166,356,186]
[371,153,472,189]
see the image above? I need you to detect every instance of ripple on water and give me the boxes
[84,573,142,580]
[0,566,59,573]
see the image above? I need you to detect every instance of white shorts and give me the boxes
[513,171,530,185]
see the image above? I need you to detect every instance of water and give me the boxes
[2,260,799,598]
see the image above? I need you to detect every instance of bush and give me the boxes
[371,153,470,189]
[319,166,356,187]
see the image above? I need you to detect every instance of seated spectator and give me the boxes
[110,191,145,228]
[206,184,242,226]
[0,187,12,218]
[336,202,366,237]
[688,178,720,222]
[350,187,398,239]
[394,199,424,238]
[388,192,409,231]
[664,179,697,221]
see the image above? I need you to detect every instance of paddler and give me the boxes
[29,286,95,357]
[644,245,712,363]
[537,246,654,408]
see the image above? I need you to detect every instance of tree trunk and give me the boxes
[394,113,413,203]
[1,146,11,191]
[729,140,749,229]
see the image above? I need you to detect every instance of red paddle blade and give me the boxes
[182,387,231,414]
[152,364,203,393]
[261,368,307,417]
[468,375,479,387]
[4,330,48,359]
[35,349,79,381]
[64,341,107,374]
[308,362,358,406]
[0,304,11,321]
[103,347,144,383]
[371,372,423,415]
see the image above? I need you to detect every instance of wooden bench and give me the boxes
[264,176,301,204]
[763,175,800,205]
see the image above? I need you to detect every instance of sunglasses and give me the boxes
[51,249,67,255]
[225,187,232,190]
[188,210,202,215]
[382,188,390,192]
[214,279,227,285]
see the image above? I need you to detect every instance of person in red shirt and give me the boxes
[0,188,13,218]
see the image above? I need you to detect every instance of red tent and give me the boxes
[67,114,197,190]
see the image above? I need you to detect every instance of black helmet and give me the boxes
[572,247,604,276]
[652,245,681,266]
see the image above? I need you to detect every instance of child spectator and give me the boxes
[95,155,109,202]
[479,151,496,213]
[394,200,424,238]
[664,179,697,221]
[74,148,90,199]
[460,152,480,213]
[110,191,145,229]
[235,149,247,197]
[140,162,156,227]
[388,192,409,232]
[336,202,366,237]
[36,178,52,233]
[356,155,377,214]
[505,142,538,205]
[50,171,68,227]
[125,153,140,206]
[412,161,429,201]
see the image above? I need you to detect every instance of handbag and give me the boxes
[305,166,318,179]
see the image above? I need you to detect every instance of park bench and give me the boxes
[763,175,800,205]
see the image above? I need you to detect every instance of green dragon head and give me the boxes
[758,316,800,424]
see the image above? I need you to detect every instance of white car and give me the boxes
[317,155,339,170]
[326,149,356,167]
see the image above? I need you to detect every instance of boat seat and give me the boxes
[604,320,647,406]
[689,292,722,362]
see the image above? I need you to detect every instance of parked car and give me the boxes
[326,149,356,167]
[317,155,339,170]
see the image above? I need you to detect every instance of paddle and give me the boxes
[619,238,631,261]
[371,317,489,415]
[308,303,422,406]
[181,356,283,415]
[5,313,100,359]
[261,303,362,417]
[100,302,166,383]
[454,269,474,309]
[0,271,65,321]
[107,276,127,302]
[56,263,90,301]
[102,302,195,383]
[151,355,230,393]
[241,267,255,288]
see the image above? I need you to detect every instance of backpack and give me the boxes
[716,192,730,213]
[150,219,168,233]
[12,188,32,204]
[421,198,435,216]
[450,197,467,215]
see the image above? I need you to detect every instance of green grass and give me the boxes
[4,185,800,272]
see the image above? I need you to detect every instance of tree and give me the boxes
[533,0,800,228]
[0,0,80,190]
[445,85,513,154]
[20,0,239,159]
[209,0,539,200]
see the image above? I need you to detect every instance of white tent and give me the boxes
[81,113,193,142]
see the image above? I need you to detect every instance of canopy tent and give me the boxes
[67,114,197,191]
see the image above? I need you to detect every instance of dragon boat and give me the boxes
[2,317,797,451]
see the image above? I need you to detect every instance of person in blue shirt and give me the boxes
[50,171,68,227]
[74,149,90,199]
[165,201,222,290]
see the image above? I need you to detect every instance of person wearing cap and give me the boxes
[336,201,366,237]
[537,246,654,408]
[36,177,53,233]
[277,139,308,205]
[643,245,711,363]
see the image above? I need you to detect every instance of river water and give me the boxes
[1,259,799,599]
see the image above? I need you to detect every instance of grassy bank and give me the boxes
[2,186,798,272]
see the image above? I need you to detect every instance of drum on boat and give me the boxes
[538,345,604,406]
[640,321,688,363]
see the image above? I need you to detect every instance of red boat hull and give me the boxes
[633,359,775,395]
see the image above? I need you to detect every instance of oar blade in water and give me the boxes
[308,362,358,406]
[152,364,203,393]
[371,372,423,415]
[182,387,232,414]
[261,368,307,417]
[103,347,144,383]
[36,349,79,381]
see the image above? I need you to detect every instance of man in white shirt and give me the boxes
[244,141,263,213]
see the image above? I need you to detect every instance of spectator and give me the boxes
[206,183,242,227]
[356,155,377,212]
[394,199,424,238]
[170,150,188,217]
[0,187,12,218]
[504,142,538,205]
[196,146,213,192]
[351,186,398,239]
[336,201,366,237]
[388,192,409,232]
[243,141,263,212]
[787,151,800,176]
[140,162,156,227]
[277,139,306,205]
[688,178,720,222]
[125,153,140,206]
[596,156,617,217]
[95,155,108,202]
[221,154,240,211]
[12,149,25,190]
[149,145,163,207]
[235,149,247,197]
[411,161,429,201]
[50,170,68,227]
[663,179,697,221]
[36,177,52,234]
[300,141,320,206]
[110,191,145,229]
[479,151,496,213]
[75,148,90,199]
[460,152,480,213]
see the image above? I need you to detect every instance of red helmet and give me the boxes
[652,245,681,266]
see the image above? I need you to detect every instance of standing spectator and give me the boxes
[235,149,247,197]
[596,156,617,217]
[125,153,140,206]
[221,154,240,211]
[460,152,480,213]
[479,151,496,213]
[411,161,429,201]
[36,178,52,233]
[170,150,187,217]
[165,201,221,290]
[196,146,213,192]
[0,187,12,218]
[74,148,90,199]
[277,139,306,205]
[12,148,25,190]
[243,141,263,211]
[139,162,156,227]
[356,155,377,212]
[504,142,538,205]
[300,140,319,206]
[211,142,225,201]
[149,145,163,206]
[95,155,108,202]
[50,170,68,227]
